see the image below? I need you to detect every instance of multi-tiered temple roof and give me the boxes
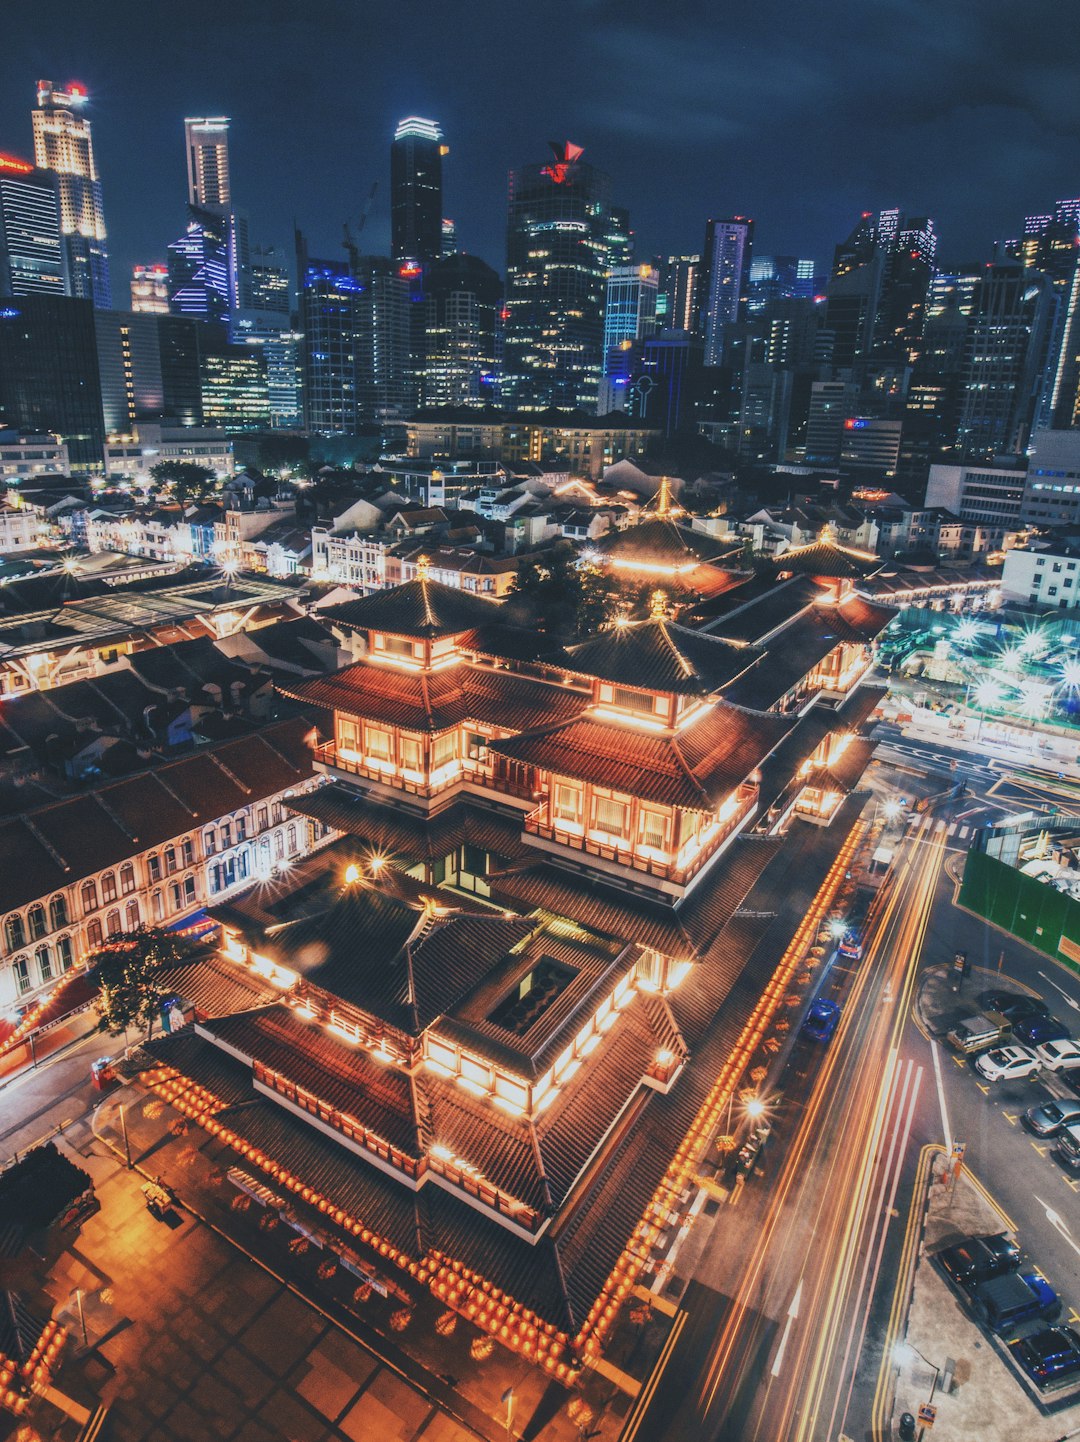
[136,554,892,1372]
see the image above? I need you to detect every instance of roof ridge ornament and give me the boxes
[650,589,669,621]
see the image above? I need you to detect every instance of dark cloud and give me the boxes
[4,0,1079,291]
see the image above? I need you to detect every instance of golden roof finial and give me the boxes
[650,588,668,621]
[656,475,671,518]
[416,553,431,582]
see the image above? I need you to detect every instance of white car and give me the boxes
[1035,1039,1080,1074]
[975,1045,1041,1083]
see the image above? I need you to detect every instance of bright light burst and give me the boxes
[954,619,979,645]
[1061,659,1080,691]
[974,679,1005,709]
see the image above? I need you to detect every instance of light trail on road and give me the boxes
[688,821,945,1442]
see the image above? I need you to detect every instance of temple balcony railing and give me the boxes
[523,788,755,888]
[314,742,538,803]
[254,1061,543,1234]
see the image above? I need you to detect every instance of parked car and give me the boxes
[1056,1122,1080,1171]
[937,1233,1020,1290]
[1009,1326,1080,1389]
[1035,1039,1080,1073]
[801,998,841,1043]
[1024,1098,1080,1137]
[975,1045,1041,1083]
[971,1271,1061,1336]
[1013,1015,1071,1047]
[979,990,1048,1021]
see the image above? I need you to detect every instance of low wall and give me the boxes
[959,848,1080,977]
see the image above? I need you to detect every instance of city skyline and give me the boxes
[5,0,1080,295]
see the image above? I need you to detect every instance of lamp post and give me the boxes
[894,1340,940,1439]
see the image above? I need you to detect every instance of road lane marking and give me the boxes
[1031,1141,1049,1156]
[976,1082,990,1095]
[1033,1197,1080,1261]
[952,1055,966,1069]
[931,1041,951,1153]
[770,1278,803,1379]
[1003,1112,1018,1126]
[1038,971,1080,1013]
[1070,1307,1080,1326]
[1063,1176,1080,1193]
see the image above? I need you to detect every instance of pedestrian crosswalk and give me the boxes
[942,822,970,839]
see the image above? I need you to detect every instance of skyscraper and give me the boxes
[32,81,111,308]
[0,294,105,467]
[181,117,248,313]
[957,261,1050,460]
[603,265,659,360]
[167,206,231,323]
[130,264,170,313]
[0,154,66,298]
[698,217,753,365]
[420,253,501,408]
[656,255,700,333]
[296,235,362,434]
[185,118,231,209]
[502,142,628,411]
[391,117,445,265]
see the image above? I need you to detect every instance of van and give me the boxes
[947,1013,1010,1054]
[971,1271,1061,1336]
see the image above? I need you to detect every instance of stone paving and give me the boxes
[0,1084,635,1441]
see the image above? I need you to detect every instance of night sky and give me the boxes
[5,0,1080,294]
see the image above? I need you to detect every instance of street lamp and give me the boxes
[894,1340,941,1438]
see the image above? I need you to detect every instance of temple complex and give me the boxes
[135,529,893,1373]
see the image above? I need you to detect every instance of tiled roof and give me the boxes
[280,659,588,735]
[157,955,279,1020]
[201,1006,420,1155]
[490,834,782,960]
[0,718,316,914]
[284,786,527,865]
[246,877,534,1035]
[561,620,761,695]
[595,518,739,566]
[490,704,794,809]
[320,577,501,638]
[772,539,883,579]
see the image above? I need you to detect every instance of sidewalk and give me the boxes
[893,1155,1080,1440]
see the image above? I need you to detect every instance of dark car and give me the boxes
[1009,1326,1080,1389]
[801,998,841,1043]
[972,1270,1061,1336]
[1024,1098,1080,1137]
[1013,1014,1071,1047]
[978,990,1048,1021]
[938,1233,1020,1290]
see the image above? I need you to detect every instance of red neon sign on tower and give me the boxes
[541,141,584,186]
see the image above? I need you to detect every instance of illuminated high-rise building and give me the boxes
[130,263,170,314]
[167,206,230,324]
[603,264,658,360]
[502,142,628,411]
[420,253,501,408]
[698,217,753,365]
[656,255,700,332]
[391,117,445,265]
[0,154,66,298]
[32,80,111,308]
[185,118,231,210]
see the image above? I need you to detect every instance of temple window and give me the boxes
[638,806,670,852]
[365,725,393,762]
[338,718,360,753]
[553,782,583,825]
[592,791,630,841]
[431,733,457,769]
[612,685,657,716]
[400,736,422,771]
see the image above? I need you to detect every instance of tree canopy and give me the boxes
[91,927,191,1040]
[507,543,622,639]
[149,460,218,504]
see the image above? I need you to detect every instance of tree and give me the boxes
[507,543,621,639]
[91,927,191,1041]
[149,460,218,505]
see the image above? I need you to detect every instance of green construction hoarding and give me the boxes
[960,848,1080,973]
